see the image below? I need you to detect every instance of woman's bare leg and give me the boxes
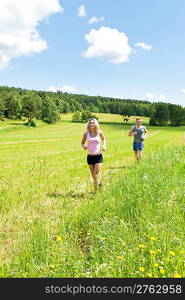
[93,163,102,191]
[89,164,95,179]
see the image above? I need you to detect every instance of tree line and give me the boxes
[0,86,184,126]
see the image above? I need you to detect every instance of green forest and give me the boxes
[0,85,185,126]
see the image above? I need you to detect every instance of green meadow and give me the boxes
[0,113,184,278]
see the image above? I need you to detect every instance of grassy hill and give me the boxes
[0,113,184,277]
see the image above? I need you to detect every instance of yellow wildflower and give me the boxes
[50,265,56,269]
[150,236,157,241]
[160,269,165,274]
[116,256,123,260]
[139,267,145,272]
[147,273,153,278]
[173,273,181,278]
[139,244,145,249]
[154,263,159,267]
[149,250,157,255]
[169,251,175,256]
[56,236,62,241]
[101,237,106,241]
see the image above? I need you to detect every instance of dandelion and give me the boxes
[56,236,62,241]
[50,265,56,269]
[116,256,123,260]
[101,237,106,241]
[154,263,159,267]
[160,269,165,274]
[139,244,145,249]
[169,251,175,256]
[150,236,157,241]
[173,273,181,278]
[147,273,153,278]
[139,267,145,272]
[149,250,157,255]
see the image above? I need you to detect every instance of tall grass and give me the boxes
[0,114,184,277]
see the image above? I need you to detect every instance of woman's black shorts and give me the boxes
[87,154,103,165]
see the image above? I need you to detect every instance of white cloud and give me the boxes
[159,93,167,100]
[115,96,123,99]
[46,85,77,93]
[135,42,152,51]
[144,93,166,101]
[180,89,185,94]
[0,0,63,70]
[144,93,155,100]
[100,17,105,21]
[88,16,105,24]
[78,5,87,17]
[83,26,132,64]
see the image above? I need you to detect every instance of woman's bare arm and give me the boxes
[81,132,87,149]
[100,131,106,151]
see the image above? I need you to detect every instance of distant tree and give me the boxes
[120,104,131,118]
[91,106,99,113]
[72,111,81,122]
[81,110,98,122]
[89,103,98,113]
[22,92,42,126]
[90,113,98,121]
[100,102,110,113]
[122,115,130,124]
[53,98,65,113]
[81,110,92,122]
[150,104,169,126]
[149,114,157,126]
[120,104,131,124]
[63,102,70,113]
[41,96,60,124]
[4,92,22,119]
[168,104,185,126]
[0,98,4,119]
[148,104,156,117]
[74,101,83,112]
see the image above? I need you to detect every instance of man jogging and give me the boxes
[128,118,148,164]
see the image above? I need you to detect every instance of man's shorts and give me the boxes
[133,142,144,151]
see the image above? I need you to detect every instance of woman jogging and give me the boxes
[128,118,148,164]
[81,118,106,192]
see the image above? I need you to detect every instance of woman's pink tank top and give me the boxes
[87,132,101,155]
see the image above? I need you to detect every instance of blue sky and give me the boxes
[0,0,185,106]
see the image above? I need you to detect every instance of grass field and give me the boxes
[0,113,184,278]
